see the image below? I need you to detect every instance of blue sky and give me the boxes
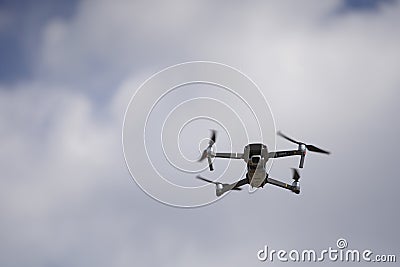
[0,0,78,82]
[342,0,395,10]
[0,0,399,266]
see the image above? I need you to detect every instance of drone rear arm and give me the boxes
[266,177,300,194]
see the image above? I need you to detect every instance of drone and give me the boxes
[197,130,330,196]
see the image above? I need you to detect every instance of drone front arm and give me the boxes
[268,150,302,158]
[232,177,249,189]
[213,152,244,159]
[268,150,306,168]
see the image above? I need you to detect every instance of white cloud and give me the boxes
[1,0,400,266]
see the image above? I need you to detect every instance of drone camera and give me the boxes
[251,155,261,164]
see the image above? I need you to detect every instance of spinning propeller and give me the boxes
[199,130,216,171]
[291,168,301,194]
[291,168,300,182]
[278,131,330,168]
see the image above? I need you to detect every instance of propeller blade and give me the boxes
[306,145,330,154]
[277,131,301,145]
[209,164,214,171]
[209,130,216,146]
[278,131,330,155]
[207,157,214,171]
[299,154,305,168]
[199,130,217,162]
[198,150,208,162]
[196,175,218,185]
[292,168,300,182]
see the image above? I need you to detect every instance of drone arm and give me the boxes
[268,150,306,168]
[266,177,299,194]
[232,177,249,189]
[214,152,244,159]
[268,150,302,158]
[266,177,292,190]
[215,177,249,196]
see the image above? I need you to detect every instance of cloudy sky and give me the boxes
[1,0,399,266]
